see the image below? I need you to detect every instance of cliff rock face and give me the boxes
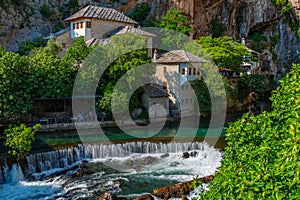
[0,0,299,77]
[117,0,300,79]
[0,0,98,51]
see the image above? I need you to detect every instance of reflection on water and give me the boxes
[33,117,225,150]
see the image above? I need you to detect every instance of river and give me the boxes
[0,119,225,199]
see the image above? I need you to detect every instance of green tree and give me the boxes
[0,45,6,57]
[0,51,33,122]
[237,74,268,102]
[39,4,55,19]
[196,36,250,72]
[158,9,193,35]
[99,49,151,112]
[200,63,300,199]
[208,19,226,38]
[17,37,46,55]
[43,37,61,56]
[4,124,41,159]
[157,9,193,49]
[74,33,152,113]
[29,45,76,98]
[62,37,92,68]
[128,3,150,25]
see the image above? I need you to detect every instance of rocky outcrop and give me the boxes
[0,0,299,79]
[133,194,154,200]
[151,174,214,199]
[118,0,300,81]
[97,192,119,200]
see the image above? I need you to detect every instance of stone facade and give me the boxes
[56,30,73,56]
[153,62,199,117]
[89,19,134,40]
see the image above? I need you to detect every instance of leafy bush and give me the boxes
[4,124,41,159]
[68,0,79,9]
[208,19,226,38]
[247,32,267,42]
[40,4,55,19]
[271,0,292,13]
[247,32,268,52]
[270,34,279,49]
[157,9,193,35]
[200,63,300,199]
[17,37,46,55]
[196,36,250,72]
[128,3,150,24]
[237,74,268,102]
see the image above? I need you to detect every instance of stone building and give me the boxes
[45,5,155,55]
[44,5,207,119]
[152,50,207,117]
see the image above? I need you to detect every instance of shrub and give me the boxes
[200,64,300,199]
[40,4,55,19]
[128,3,150,24]
[209,19,226,38]
[237,74,268,102]
[4,124,41,159]
[17,37,46,55]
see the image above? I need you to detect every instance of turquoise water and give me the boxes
[34,119,225,149]
[0,117,226,199]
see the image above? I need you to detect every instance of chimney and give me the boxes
[241,37,246,46]
[153,49,158,61]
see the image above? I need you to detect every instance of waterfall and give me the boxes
[1,141,217,184]
[0,164,24,184]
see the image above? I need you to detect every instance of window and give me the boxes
[181,68,186,75]
[72,23,76,30]
[186,99,188,104]
[164,67,167,73]
[76,22,79,29]
[193,67,196,75]
[80,22,83,29]
[163,81,167,89]
[62,43,66,48]
[188,67,192,75]
[86,21,91,28]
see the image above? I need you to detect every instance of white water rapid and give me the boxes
[0,141,222,200]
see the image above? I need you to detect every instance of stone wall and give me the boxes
[90,19,135,39]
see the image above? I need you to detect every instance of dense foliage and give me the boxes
[196,36,250,72]
[99,49,151,112]
[158,9,193,49]
[158,9,193,35]
[94,34,152,112]
[0,38,85,122]
[62,37,92,67]
[191,66,231,117]
[200,63,300,199]
[208,19,226,38]
[128,3,151,26]
[271,0,299,37]
[4,124,41,158]
[237,74,269,102]
[0,49,33,122]
[40,4,55,19]
[17,37,46,55]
